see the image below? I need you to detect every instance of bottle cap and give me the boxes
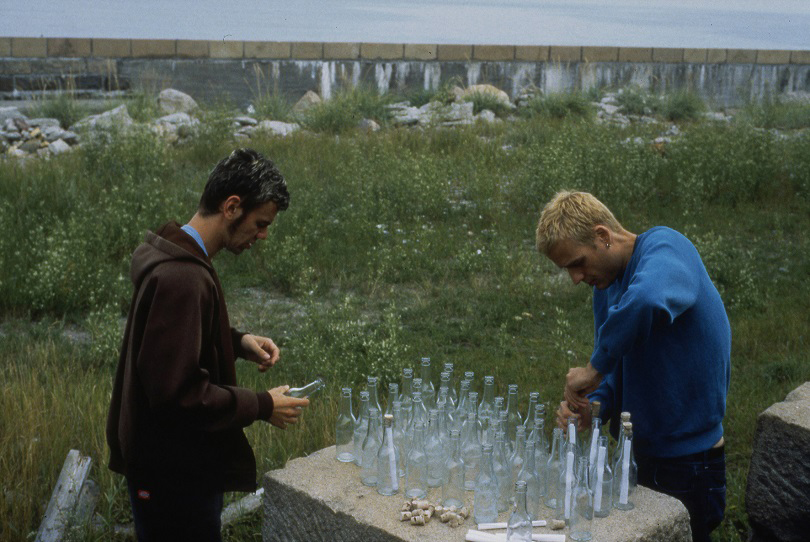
[621,411,631,422]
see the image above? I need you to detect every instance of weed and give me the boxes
[300,86,393,134]
[661,90,706,122]
[519,92,593,120]
[464,91,513,118]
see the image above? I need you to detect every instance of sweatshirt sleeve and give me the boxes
[135,264,263,431]
[590,234,700,376]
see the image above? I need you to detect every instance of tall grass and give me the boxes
[1,94,809,541]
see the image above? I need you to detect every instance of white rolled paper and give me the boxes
[620,439,631,504]
[594,445,606,512]
[465,531,566,542]
[476,520,547,530]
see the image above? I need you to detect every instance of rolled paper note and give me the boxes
[594,445,606,512]
[386,427,398,490]
[620,439,631,504]
[465,531,566,542]
[477,520,547,530]
[564,450,574,519]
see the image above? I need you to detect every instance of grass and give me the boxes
[299,85,394,134]
[1,90,810,541]
[616,86,706,122]
[518,92,593,120]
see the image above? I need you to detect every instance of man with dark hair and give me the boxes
[107,148,308,542]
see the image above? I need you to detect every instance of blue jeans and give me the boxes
[636,446,726,542]
[127,479,224,542]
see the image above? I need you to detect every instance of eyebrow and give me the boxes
[562,256,585,269]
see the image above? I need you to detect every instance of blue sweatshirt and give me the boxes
[588,227,731,458]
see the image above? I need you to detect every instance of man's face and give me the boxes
[225,201,279,255]
[547,237,618,290]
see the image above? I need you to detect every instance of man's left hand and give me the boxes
[564,363,602,410]
[241,334,280,372]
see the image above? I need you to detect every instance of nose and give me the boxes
[256,228,268,240]
[568,269,583,285]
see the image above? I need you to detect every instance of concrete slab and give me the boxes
[263,445,692,542]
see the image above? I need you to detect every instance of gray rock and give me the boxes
[293,90,322,114]
[155,112,198,127]
[28,118,61,129]
[7,147,27,158]
[746,382,810,542]
[0,107,25,125]
[232,116,258,126]
[48,139,71,155]
[20,140,42,153]
[42,125,65,142]
[71,105,134,131]
[257,120,300,137]
[3,131,21,142]
[476,109,498,123]
[357,118,380,132]
[390,105,422,126]
[60,130,79,145]
[158,88,198,114]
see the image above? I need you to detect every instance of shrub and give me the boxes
[519,92,592,119]
[660,90,705,122]
[464,91,513,118]
[26,92,88,129]
[252,92,293,121]
[616,86,660,116]
[300,86,393,134]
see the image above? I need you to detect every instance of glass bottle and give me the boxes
[420,358,436,409]
[613,422,637,511]
[453,379,471,426]
[468,391,482,436]
[586,411,602,477]
[570,456,594,541]
[410,390,428,430]
[474,443,498,524]
[286,376,325,398]
[405,420,428,499]
[505,384,523,452]
[425,409,446,487]
[443,428,466,508]
[528,418,548,497]
[335,387,356,463]
[443,362,457,407]
[523,391,539,430]
[353,390,370,467]
[367,376,382,415]
[612,411,632,469]
[592,435,612,518]
[360,408,382,487]
[544,427,563,509]
[534,405,549,458]
[556,441,577,524]
[510,425,527,492]
[507,480,533,542]
[392,400,407,477]
[461,409,482,490]
[464,371,475,389]
[517,439,541,520]
[376,414,400,496]
[384,382,399,417]
[493,430,512,513]
[439,371,452,405]
[479,376,496,446]
[567,416,581,461]
[436,388,451,446]
[400,368,414,427]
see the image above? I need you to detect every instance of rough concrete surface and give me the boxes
[746,382,810,542]
[263,445,691,542]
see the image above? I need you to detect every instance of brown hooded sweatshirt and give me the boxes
[106,222,274,492]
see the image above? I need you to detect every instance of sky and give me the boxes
[1,0,809,50]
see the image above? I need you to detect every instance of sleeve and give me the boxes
[587,376,614,423]
[589,235,700,376]
[135,265,263,431]
[231,327,248,359]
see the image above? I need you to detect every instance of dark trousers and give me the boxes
[636,446,726,542]
[127,479,224,542]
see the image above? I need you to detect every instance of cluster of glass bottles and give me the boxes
[333,362,638,540]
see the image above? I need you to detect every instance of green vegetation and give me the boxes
[463,91,514,118]
[299,85,394,134]
[519,91,593,119]
[1,89,810,541]
[616,86,706,122]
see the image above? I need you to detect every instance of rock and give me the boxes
[158,88,198,114]
[20,140,42,153]
[389,105,422,126]
[42,125,65,142]
[28,118,61,129]
[47,139,72,155]
[60,131,79,145]
[7,147,27,158]
[71,105,134,132]
[3,131,21,142]
[293,91,322,114]
[4,118,20,132]
[357,118,380,132]
[0,107,25,125]
[460,84,512,107]
[155,112,197,127]
[154,112,200,140]
[746,382,810,542]
[703,112,732,122]
[256,120,300,137]
[232,116,258,126]
[476,109,498,123]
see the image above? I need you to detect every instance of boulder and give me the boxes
[357,118,380,133]
[0,107,25,125]
[48,139,71,155]
[460,84,512,107]
[746,382,810,542]
[257,120,300,137]
[293,91,322,114]
[158,88,198,114]
[28,118,61,129]
[232,116,258,126]
[476,109,498,123]
[71,105,134,132]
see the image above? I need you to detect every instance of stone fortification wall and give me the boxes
[1,37,809,107]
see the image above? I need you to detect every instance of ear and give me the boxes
[593,225,612,246]
[220,195,243,220]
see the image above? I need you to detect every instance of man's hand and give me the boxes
[564,363,602,411]
[267,385,309,429]
[556,400,592,432]
[241,334,280,372]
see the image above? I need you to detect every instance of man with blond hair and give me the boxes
[536,190,730,542]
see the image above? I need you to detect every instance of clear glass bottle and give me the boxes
[376,414,400,496]
[286,376,325,398]
[505,384,523,452]
[461,409,482,490]
[400,368,414,427]
[410,390,428,430]
[335,387,356,463]
[367,376,382,415]
[453,379,471,431]
[436,388,451,446]
[474,443,498,524]
[468,391,482,436]
[392,400,407,477]
[570,456,594,541]
[507,480,533,542]
[613,422,637,511]
[612,411,632,469]
[528,418,548,497]
[517,439,541,520]
[353,390,370,467]
[443,428,466,508]
[510,425,527,493]
[361,408,382,487]
[556,441,577,524]
[523,391,539,430]
[405,420,428,499]
[587,408,602,472]
[544,427,563,509]
[443,362,457,407]
[420,358,436,410]
[493,430,512,513]
[425,409,446,487]
[464,371,475,389]
[478,376,496,446]
[534,404,549,458]
[384,382,399,418]
[592,435,612,518]
[567,415,582,461]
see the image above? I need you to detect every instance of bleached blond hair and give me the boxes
[535,191,623,254]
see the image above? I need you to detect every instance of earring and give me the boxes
[605,243,611,249]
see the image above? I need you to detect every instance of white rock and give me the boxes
[0,107,25,124]
[71,105,133,131]
[357,118,380,132]
[257,120,300,137]
[155,112,198,127]
[293,91,322,114]
[232,116,258,126]
[461,84,512,107]
[476,109,498,123]
[28,118,61,129]
[158,88,198,114]
[48,139,71,154]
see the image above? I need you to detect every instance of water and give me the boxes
[2,0,808,49]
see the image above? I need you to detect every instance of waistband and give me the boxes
[642,444,725,463]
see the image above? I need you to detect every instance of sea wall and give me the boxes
[1,37,809,107]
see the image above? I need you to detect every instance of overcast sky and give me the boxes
[2,0,808,49]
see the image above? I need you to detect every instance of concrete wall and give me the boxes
[1,37,809,108]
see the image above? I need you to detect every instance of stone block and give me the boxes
[619,48,652,62]
[757,50,791,64]
[746,382,810,542]
[93,39,131,58]
[706,49,727,63]
[515,45,549,62]
[549,46,581,63]
[404,44,436,61]
[0,59,31,75]
[360,43,404,60]
[47,38,91,57]
[583,46,619,62]
[262,445,692,542]
[176,40,209,58]
[652,48,683,63]
[727,49,757,63]
[683,48,707,63]
[245,42,291,59]
[791,50,810,64]
[290,42,323,60]
[324,42,360,60]
[0,37,11,56]
[12,37,47,58]
[437,45,472,61]
[210,41,243,59]
[473,45,515,61]
[131,39,175,58]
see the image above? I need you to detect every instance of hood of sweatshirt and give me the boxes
[130,222,212,289]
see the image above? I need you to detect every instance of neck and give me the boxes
[187,212,225,258]
[611,229,638,274]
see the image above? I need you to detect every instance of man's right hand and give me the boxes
[556,400,592,432]
[267,385,309,429]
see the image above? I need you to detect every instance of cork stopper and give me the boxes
[590,400,601,417]
[383,414,394,426]
[623,421,633,436]
[621,411,631,422]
